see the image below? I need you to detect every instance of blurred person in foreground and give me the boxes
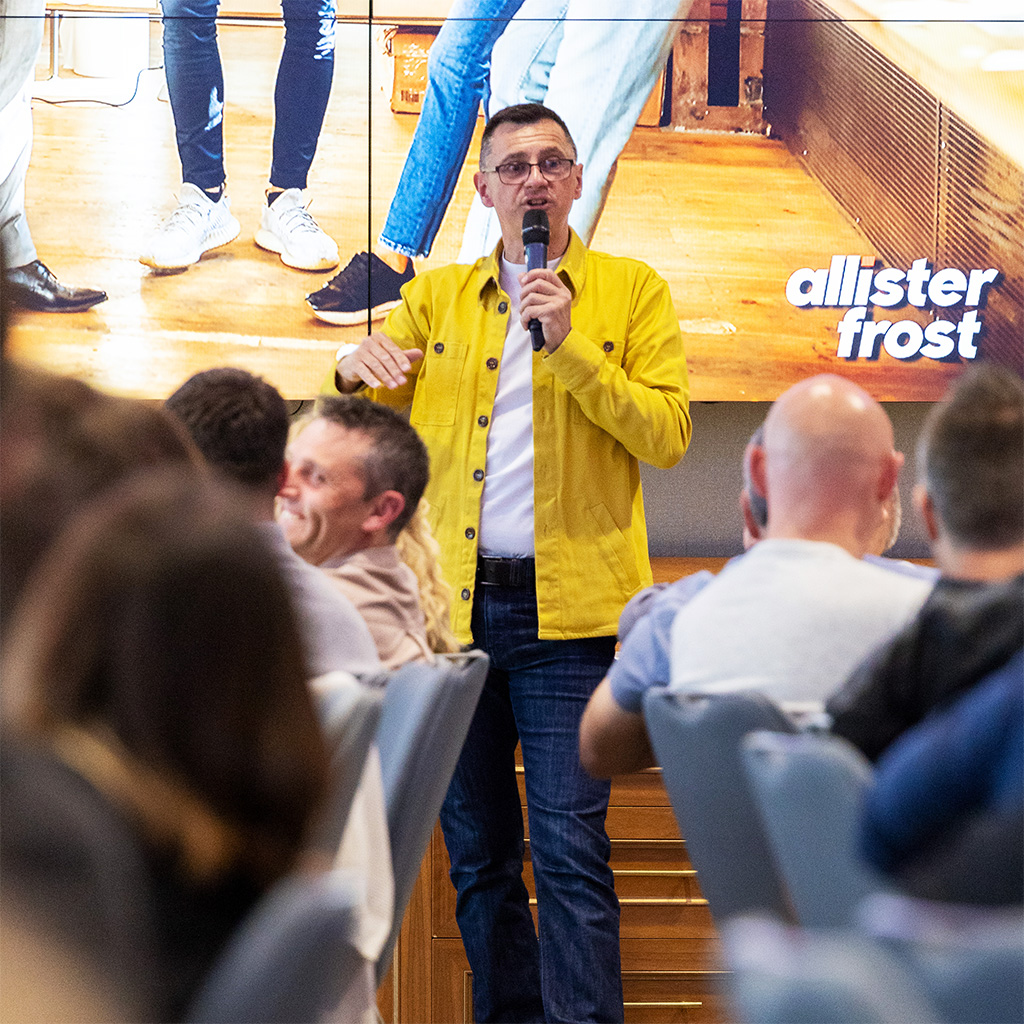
[0,365,200,638]
[1,470,330,1020]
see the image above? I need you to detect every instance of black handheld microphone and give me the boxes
[522,209,549,352]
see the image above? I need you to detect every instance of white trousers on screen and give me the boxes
[0,78,38,269]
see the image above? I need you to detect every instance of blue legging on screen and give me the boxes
[159,0,336,191]
[378,0,525,259]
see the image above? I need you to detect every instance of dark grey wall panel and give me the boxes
[641,400,934,559]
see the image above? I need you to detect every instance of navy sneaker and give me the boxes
[306,251,414,325]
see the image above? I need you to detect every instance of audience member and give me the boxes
[859,649,1023,906]
[829,364,1024,761]
[166,371,395,1003]
[165,367,382,678]
[0,364,200,637]
[618,424,935,651]
[140,0,339,272]
[580,374,933,776]
[1,0,107,312]
[279,395,457,668]
[1,470,330,1020]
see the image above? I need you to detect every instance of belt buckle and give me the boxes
[477,555,533,587]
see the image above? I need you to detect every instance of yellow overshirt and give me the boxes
[365,230,691,643]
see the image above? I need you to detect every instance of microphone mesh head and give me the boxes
[522,209,550,245]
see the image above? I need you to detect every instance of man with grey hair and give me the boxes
[277,395,435,671]
[829,364,1024,762]
[581,374,934,776]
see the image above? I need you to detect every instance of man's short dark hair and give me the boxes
[165,367,289,489]
[480,103,577,167]
[918,364,1024,550]
[315,396,429,538]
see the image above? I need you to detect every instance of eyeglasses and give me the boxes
[484,156,575,185]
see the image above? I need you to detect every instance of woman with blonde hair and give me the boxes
[395,496,460,656]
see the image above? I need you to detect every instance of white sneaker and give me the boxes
[140,183,241,270]
[254,188,339,271]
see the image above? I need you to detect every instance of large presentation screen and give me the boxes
[13,0,1024,402]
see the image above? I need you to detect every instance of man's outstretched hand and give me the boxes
[337,332,424,391]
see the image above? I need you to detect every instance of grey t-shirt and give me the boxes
[261,523,381,679]
[669,539,933,704]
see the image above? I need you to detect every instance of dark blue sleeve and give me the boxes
[859,650,1024,873]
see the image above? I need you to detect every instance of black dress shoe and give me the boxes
[3,260,107,313]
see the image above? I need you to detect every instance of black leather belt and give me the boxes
[476,555,536,588]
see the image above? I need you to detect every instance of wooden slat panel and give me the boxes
[937,107,1024,371]
[762,0,1022,376]
[430,938,729,1024]
[765,0,940,268]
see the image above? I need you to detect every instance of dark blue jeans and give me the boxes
[440,583,623,1023]
[160,0,335,190]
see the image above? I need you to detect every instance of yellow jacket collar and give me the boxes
[478,228,587,300]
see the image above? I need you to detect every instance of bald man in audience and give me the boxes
[580,374,935,776]
[165,368,382,679]
[829,364,1024,762]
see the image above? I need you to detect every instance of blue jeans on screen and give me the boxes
[159,0,336,191]
[439,583,622,1023]
[377,0,524,259]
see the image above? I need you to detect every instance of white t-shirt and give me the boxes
[478,254,558,556]
[669,538,934,704]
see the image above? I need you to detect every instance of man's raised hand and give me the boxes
[337,332,424,391]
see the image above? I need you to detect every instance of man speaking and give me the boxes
[332,103,690,1023]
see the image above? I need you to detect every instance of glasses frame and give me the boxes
[484,156,576,185]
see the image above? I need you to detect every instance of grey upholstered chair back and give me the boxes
[374,649,489,982]
[721,915,942,1023]
[741,730,893,928]
[308,681,385,856]
[186,871,365,1024]
[643,688,797,925]
[860,893,1024,1024]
